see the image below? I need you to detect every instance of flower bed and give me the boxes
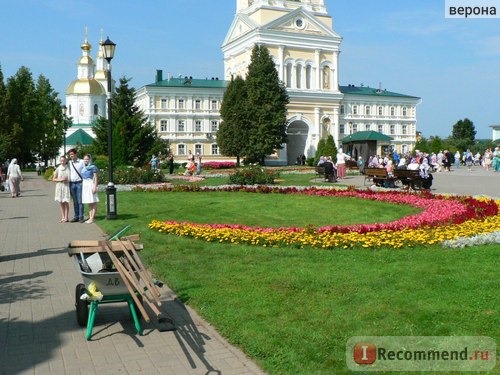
[148,186,500,249]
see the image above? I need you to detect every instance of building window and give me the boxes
[211,100,218,110]
[402,107,407,116]
[402,125,407,135]
[178,99,184,109]
[211,144,219,155]
[352,105,358,115]
[195,144,202,155]
[195,120,202,132]
[178,144,186,155]
[339,124,345,134]
[340,105,345,115]
[352,123,358,133]
[160,120,168,132]
[365,105,370,115]
[195,99,201,110]
[286,63,292,88]
[378,106,383,116]
[161,98,168,109]
[390,106,395,116]
[211,120,219,132]
[93,104,99,115]
[306,65,312,89]
[177,120,185,132]
[390,125,395,135]
[378,124,384,133]
[68,105,72,116]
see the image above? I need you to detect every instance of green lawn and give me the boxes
[96,186,499,374]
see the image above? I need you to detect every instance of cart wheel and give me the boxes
[75,283,89,327]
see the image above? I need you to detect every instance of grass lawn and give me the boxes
[96,185,499,374]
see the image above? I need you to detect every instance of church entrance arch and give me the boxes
[286,121,309,165]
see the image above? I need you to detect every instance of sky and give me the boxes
[0,0,498,139]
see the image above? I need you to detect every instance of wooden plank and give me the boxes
[120,255,162,317]
[125,239,162,298]
[104,244,151,322]
[67,242,143,256]
[117,240,162,306]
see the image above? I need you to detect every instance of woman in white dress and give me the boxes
[53,156,71,222]
[81,154,99,224]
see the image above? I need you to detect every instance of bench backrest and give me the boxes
[394,169,420,178]
[364,168,388,178]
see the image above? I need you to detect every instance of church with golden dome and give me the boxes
[64,32,110,148]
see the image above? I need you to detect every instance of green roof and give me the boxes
[66,129,94,145]
[147,76,228,89]
[340,131,393,143]
[339,85,419,99]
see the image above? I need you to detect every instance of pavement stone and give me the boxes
[0,173,264,375]
[1,167,498,375]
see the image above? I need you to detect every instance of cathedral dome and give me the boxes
[66,78,105,95]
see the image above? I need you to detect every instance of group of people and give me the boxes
[367,150,434,189]
[52,149,99,224]
[150,152,176,174]
[184,150,202,176]
[317,148,351,182]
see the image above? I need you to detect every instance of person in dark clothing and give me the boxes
[324,156,337,182]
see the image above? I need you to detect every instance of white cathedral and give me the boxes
[67,0,420,165]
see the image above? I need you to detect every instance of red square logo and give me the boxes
[353,342,377,364]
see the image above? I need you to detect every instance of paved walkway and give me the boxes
[0,173,264,375]
[1,167,498,375]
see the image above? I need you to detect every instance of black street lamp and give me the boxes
[61,104,69,155]
[102,36,117,219]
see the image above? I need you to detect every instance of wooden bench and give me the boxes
[315,166,326,180]
[345,159,359,173]
[363,168,394,186]
[393,169,422,190]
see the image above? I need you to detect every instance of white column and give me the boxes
[314,107,321,136]
[315,49,321,90]
[333,106,339,146]
[291,63,297,89]
[278,45,285,82]
[332,50,339,91]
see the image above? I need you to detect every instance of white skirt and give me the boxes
[82,178,99,204]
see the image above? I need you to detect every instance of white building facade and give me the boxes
[135,0,420,164]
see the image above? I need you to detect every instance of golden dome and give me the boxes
[81,40,92,51]
[94,70,106,81]
[66,79,105,95]
[78,55,94,65]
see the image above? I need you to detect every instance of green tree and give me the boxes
[218,75,249,166]
[429,136,445,154]
[450,118,476,151]
[92,76,159,167]
[324,135,338,162]
[244,45,289,164]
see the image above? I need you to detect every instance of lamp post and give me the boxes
[61,105,69,155]
[102,36,117,219]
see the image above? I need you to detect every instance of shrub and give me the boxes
[203,161,237,170]
[228,166,279,185]
[98,166,166,185]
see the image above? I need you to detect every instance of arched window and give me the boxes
[286,63,292,88]
[94,104,98,115]
[306,65,312,89]
[296,64,302,89]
